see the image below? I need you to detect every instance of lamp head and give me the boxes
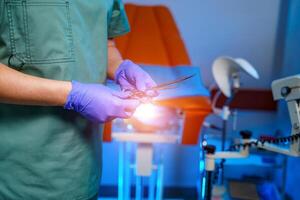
[212,57,259,97]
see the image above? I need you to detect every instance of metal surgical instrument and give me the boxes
[130,74,195,99]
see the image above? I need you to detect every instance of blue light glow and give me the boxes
[118,144,124,200]
[135,176,142,200]
[202,177,206,199]
[156,164,164,200]
[149,170,156,200]
[199,160,205,172]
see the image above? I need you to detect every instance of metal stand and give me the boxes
[203,127,300,199]
[219,89,237,185]
[117,142,165,200]
[203,133,251,200]
[204,171,213,200]
[203,145,216,200]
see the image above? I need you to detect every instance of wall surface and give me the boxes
[276,1,300,199]
[124,0,281,88]
[280,2,300,77]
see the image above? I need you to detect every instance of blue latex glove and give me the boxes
[115,60,158,97]
[64,81,140,123]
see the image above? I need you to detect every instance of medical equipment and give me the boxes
[211,57,259,149]
[112,104,184,200]
[129,74,195,100]
[271,74,300,154]
[210,57,259,184]
[202,74,300,200]
[199,56,259,199]
[212,57,259,98]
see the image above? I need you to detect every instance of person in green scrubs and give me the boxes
[0,0,157,199]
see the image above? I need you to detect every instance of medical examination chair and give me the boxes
[104,3,212,145]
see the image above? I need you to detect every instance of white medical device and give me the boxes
[212,57,259,98]
[210,56,259,150]
[202,74,300,200]
[272,74,300,154]
[200,57,259,200]
[211,56,259,127]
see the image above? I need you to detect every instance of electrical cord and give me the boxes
[228,133,300,151]
[209,133,300,186]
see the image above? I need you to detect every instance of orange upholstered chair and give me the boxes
[114,4,191,66]
[104,4,211,145]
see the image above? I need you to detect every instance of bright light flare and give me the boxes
[133,103,159,124]
[125,103,181,132]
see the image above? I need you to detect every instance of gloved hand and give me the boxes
[64,81,140,123]
[114,60,158,97]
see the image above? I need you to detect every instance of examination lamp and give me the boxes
[210,56,260,150]
[199,57,260,199]
[212,57,259,97]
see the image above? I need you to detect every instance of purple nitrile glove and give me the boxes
[64,81,140,123]
[114,60,158,97]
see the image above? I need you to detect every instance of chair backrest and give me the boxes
[114,4,191,66]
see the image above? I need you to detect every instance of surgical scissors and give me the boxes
[129,74,195,99]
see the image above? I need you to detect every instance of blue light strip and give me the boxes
[156,164,164,200]
[118,143,124,200]
[136,176,142,200]
[125,143,131,199]
[199,160,205,172]
[202,177,206,200]
[149,168,156,200]
[198,159,206,199]
[198,127,207,200]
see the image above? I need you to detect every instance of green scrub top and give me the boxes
[0,0,129,199]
